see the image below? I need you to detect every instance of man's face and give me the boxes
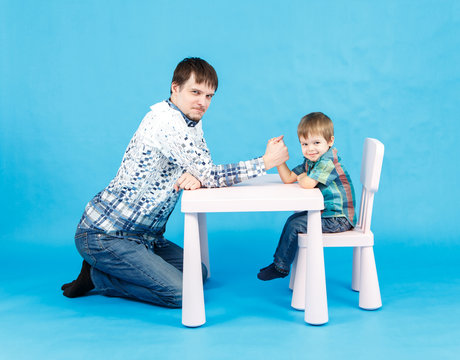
[299,134,334,162]
[170,73,215,121]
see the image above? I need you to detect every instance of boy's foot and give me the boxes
[257,263,289,281]
[62,260,95,298]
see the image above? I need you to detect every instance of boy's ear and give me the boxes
[328,136,335,147]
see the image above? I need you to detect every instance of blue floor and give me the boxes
[1,230,459,360]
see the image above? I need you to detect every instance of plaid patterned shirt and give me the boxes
[292,147,356,226]
[78,100,266,238]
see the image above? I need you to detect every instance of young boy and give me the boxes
[258,112,356,281]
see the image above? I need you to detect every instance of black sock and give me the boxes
[61,280,75,290]
[62,260,95,298]
[257,263,289,281]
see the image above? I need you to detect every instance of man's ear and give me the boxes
[171,82,180,95]
[328,136,335,147]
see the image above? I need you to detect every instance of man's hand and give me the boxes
[174,172,202,191]
[263,135,289,170]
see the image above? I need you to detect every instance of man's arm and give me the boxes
[153,114,288,188]
[175,138,289,189]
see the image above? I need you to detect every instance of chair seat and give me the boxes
[323,230,374,247]
[298,230,374,248]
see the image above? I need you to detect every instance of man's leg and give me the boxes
[64,231,183,308]
[153,239,208,282]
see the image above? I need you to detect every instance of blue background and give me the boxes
[1,1,459,359]
[1,0,459,246]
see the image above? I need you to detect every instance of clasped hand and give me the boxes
[263,135,289,170]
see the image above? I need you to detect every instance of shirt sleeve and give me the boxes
[291,159,307,175]
[307,159,337,185]
[152,114,266,188]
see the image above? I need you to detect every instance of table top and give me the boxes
[181,174,324,213]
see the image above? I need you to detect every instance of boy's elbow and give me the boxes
[298,179,317,189]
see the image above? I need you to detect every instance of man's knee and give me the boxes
[161,286,182,308]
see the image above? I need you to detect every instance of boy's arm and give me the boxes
[277,163,298,184]
[297,172,319,189]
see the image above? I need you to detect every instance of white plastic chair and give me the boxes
[290,138,384,314]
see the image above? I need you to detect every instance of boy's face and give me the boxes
[299,134,334,162]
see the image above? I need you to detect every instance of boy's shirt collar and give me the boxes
[305,147,336,167]
[166,99,198,127]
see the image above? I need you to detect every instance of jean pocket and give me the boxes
[75,232,100,264]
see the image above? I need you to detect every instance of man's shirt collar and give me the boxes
[166,99,198,127]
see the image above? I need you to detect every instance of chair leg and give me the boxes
[291,234,308,310]
[289,249,299,291]
[358,246,382,310]
[351,247,361,292]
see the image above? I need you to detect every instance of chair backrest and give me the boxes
[356,138,385,233]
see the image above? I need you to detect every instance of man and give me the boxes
[61,57,289,307]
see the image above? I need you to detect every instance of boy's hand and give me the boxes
[297,173,306,180]
[297,173,318,189]
[174,172,202,191]
[263,135,289,170]
[268,135,284,144]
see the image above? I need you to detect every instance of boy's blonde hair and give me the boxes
[297,112,334,141]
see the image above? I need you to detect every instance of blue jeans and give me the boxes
[273,212,352,273]
[74,228,207,308]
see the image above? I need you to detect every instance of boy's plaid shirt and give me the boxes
[292,147,356,226]
[78,100,266,238]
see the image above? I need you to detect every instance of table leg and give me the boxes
[198,213,210,279]
[305,210,328,325]
[182,212,206,327]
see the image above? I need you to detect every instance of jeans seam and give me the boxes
[75,232,97,264]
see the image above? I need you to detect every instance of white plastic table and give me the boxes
[180,174,327,327]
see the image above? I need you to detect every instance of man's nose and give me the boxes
[197,96,208,107]
[196,96,205,106]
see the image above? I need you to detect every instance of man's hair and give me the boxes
[297,112,334,141]
[171,57,218,93]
